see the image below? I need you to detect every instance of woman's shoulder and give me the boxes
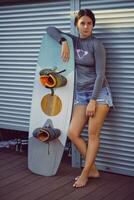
[91,35,105,49]
[92,36,103,44]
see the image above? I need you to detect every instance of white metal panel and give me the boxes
[80,1,134,176]
[0,0,71,131]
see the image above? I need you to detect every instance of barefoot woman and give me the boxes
[46,9,113,188]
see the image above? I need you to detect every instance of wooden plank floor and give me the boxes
[0,148,134,200]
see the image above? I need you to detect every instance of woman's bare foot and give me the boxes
[75,168,100,181]
[73,174,88,188]
[88,168,100,178]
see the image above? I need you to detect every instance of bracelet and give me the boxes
[59,37,67,44]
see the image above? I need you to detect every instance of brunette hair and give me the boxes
[74,9,96,27]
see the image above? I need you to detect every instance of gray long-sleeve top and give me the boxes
[46,27,109,100]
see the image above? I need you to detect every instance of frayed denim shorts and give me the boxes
[74,86,113,107]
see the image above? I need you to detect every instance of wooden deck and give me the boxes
[0,148,134,200]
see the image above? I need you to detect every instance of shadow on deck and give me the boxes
[0,148,134,200]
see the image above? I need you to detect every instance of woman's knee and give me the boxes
[68,128,79,141]
[68,129,75,140]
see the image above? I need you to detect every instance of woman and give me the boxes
[46,9,113,188]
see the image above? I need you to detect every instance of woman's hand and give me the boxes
[86,99,97,117]
[61,41,70,62]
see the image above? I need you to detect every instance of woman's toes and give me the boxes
[73,177,88,188]
[74,176,79,181]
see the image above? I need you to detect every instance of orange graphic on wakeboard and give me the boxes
[39,68,67,88]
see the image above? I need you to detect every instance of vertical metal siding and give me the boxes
[0,0,71,131]
[80,0,134,176]
[0,0,134,177]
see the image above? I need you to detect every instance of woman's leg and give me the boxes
[73,104,109,188]
[68,104,88,155]
[68,105,99,178]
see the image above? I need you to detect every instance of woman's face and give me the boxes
[76,16,93,38]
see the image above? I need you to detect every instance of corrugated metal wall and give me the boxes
[0,0,71,131]
[0,0,134,176]
[79,0,134,176]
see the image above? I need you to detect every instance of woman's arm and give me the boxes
[86,38,106,117]
[91,38,106,100]
[46,26,71,62]
[46,26,74,43]
[46,26,65,43]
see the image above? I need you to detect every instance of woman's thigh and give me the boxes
[69,105,88,137]
[88,104,109,136]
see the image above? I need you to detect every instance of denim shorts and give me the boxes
[74,87,113,107]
